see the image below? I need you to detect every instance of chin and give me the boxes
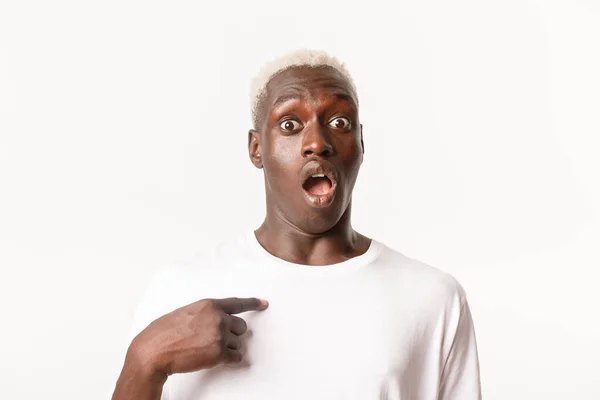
[297,204,347,235]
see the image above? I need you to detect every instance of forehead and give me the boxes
[265,66,357,107]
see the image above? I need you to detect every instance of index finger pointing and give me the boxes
[214,297,269,314]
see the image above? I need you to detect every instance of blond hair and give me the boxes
[250,49,358,128]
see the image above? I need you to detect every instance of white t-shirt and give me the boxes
[128,231,482,400]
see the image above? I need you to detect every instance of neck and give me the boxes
[254,202,371,266]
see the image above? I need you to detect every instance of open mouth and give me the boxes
[300,161,338,208]
[302,174,334,196]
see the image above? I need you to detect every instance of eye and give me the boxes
[280,119,302,132]
[329,117,351,130]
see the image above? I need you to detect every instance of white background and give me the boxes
[1,0,599,399]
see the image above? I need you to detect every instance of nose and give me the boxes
[302,123,333,158]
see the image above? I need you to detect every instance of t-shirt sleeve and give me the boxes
[438,296,482,400]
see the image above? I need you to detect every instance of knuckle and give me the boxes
[208,299,220,312]
[216,314,228,331]
[203,320,222,342]
[197,298,215,313]
[198,298,212,307]
[219,344,232,361]
[212,343,225,360]
[211,324,224,341]
[215,335,226,348]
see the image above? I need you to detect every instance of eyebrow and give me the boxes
[272,93,302,109]
[271,92,358,109]
[328,93,358,108]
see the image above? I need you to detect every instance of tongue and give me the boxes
[304,177,332,195]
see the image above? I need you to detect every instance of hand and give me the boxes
[128,297,269,378]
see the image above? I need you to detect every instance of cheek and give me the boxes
[269,137,297,167]
[341,139,363,172]
[263,137,299,188]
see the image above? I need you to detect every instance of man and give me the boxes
[112,49,482,400]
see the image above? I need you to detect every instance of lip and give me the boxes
[300,160,338,208]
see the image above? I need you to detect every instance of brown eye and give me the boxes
[329,117,351,130]
[280,120,301,132]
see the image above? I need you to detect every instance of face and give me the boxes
[248,66,364,234]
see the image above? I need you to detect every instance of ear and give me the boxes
[360,124,365,160]
[248,129,263,169]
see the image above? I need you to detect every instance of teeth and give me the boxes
[312,174,325,178]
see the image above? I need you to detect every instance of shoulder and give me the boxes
[375,242,468,310]
[154,230,251,278]
[128,231,251,333]
[136,231,250,304]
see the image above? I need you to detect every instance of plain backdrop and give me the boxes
[1,0,599,399]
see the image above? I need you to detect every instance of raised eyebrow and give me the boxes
[327,93,358,108]
[270,92,358,112]
[272,93,303,109]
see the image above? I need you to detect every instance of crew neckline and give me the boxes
[245,230,384,274]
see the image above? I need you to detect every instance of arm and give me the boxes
[110,295,268,400]
[112,343,167,400]
[438,298,482,400]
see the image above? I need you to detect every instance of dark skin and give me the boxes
[112,65,369,400]
[249,65,371,264]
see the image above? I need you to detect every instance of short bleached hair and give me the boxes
[250,49,358,129]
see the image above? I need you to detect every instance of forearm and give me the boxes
[112,348,167,400]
